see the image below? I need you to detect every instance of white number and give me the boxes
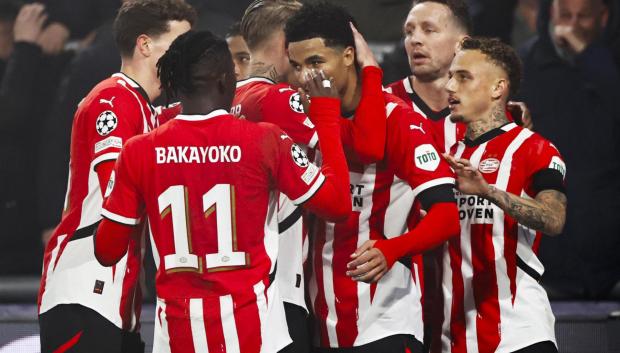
[158,184,247,273]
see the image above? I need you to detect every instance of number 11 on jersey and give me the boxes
[158,184,248,273]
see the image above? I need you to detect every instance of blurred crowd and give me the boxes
[1,0,619,300]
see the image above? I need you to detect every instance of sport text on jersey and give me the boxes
[456,190,494,224]
[155,146,242,164]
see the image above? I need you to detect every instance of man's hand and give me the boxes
[37,22,70,55]
[13,3,47,44]
[554,25,588,54]
[507,101,533,130]
[346,240,388,283]
[350,22,378,68]
[443,154,490,196]
[298,69,338,113]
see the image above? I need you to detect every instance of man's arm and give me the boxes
[444,154,567,235]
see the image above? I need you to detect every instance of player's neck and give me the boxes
[410,74,450,112]
[466,103,510,141]
[341,71,361,115]
[120,61,160,103]
[248,50,282,83]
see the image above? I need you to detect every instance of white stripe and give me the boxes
[501,122,518,132]
[254,281,268,350]
[91,152,119,171]
[385,102,398,118]
[461,143,486,353]
[174,109,229,122]
[40,234,67,310]
[308,131,319,149]
[322,223,339,347]
[102,208,141,225]
[153,299,172,353]
[383,176,414,237]
[490,128,533,347]
[411,177,456,199]
[220,295,241,353]
[440,243,453,353]
[190,299,209,353]
[444,117,457,153]
[292,173,325,204]
[112,73,140,88]
[236,77,274,87]
[403,77,414,94]
[454,142,466,159]
[355,166,376,331]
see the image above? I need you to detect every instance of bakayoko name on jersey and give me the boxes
[155,145,241,164]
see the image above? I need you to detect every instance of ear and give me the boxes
[343,46,355,68]
[491,78,508,100]
[135,34,152,58]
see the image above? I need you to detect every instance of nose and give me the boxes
[445,76,456,93]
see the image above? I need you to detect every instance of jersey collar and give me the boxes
[175,109,229,122]
[236,76,276,88]
[464,122,517,147]
[112,72,152,105]
[405,76,451,122]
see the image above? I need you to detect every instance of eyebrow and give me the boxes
[304,55,324,63]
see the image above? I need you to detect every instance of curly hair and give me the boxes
[412,0,472,34]
[460,37,522,98]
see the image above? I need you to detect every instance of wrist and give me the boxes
[373,239,397,269]
[481,184,495,199]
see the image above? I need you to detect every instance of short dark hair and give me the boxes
[459,37,522,97]
[0,0,22,22]
[412,0,472,34]
[284,1,357,49]
[114,0,197,58]
[157,30,234,100]
[226,21,242,39]
[241,0,302,51]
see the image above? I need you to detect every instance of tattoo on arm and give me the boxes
[485,186,567,235]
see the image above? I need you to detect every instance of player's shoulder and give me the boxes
[383,91,425,124]
[235,77,273,96]
[82,76,141,111]
[385,77,407,92]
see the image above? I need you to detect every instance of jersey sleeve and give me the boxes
[262,85,318,148]
[101,137,145,226]
[523,138,567,197]
[262,124,325,205]
[90,88,144,168]
[386,104,456,199]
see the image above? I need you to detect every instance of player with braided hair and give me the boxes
[95,30,352,353]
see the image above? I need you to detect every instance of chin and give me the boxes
[450,114,465,123]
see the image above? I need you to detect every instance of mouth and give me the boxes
[448,96,460,109]
[411,52,429,63]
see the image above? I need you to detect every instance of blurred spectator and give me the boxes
[518,0,620,299]
[466,0,519,43]
[512,0,540,47]
[226,22,251,80]
[331,0,411,42]
[0,2,72,275]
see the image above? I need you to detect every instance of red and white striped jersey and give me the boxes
[309,93,455,348]
[232,77,316,312]
[38,73,157,330]
[102,110,327,352]
[386,77,465,154]
[435,122,566,353]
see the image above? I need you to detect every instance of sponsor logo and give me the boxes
[478,158,500,174]
[301,163,319,185]
[549,156,566,178]
[457,192,494,224]
[96,110,118,136]
[414,144,440,171]
[93,280,105,294]
[410,123,426,134]
[99,96,115,108]
[94,136,122,154]
[291,144,309,167]
[289,93,305,114]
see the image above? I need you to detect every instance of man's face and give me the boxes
[446,50,505,123]
[0,20,14,61]
[149,20,192,78]
[226,35,251,80]
[288,37,354,98]
[551,0,608,47]
[403,2,465,81]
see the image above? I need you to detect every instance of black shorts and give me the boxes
[39,304,144,353]
[279,302,310,353]
[512,341,558,353]
[312,334,423,353]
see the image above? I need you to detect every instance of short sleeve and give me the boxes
[101,138,144,226]
[386,104,455,198]
[262,85,318,148]
[523,138,567,197]
[90,88,144,168]
[263,124,325,205]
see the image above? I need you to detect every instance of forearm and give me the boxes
[484,186,566,235]
[94,218,133,266]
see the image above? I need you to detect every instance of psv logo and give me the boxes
[478,158,500,174]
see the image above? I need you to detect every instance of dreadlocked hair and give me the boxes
[157,30,234,102]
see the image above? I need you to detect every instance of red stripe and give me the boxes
[203,296,226,353]
[504,220,519,306]
[311,222,331,347]
[368,171,393,302]
[429,248,445,353]
[470,223,501,353]
[231,291,262,353]
[120,228,142,330]
[52,330,83,353]
[448,236,466,353]
[166,299,196,353]
[332,215,360,347]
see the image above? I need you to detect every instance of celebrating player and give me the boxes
[438,37,567,353]
[94,30,351,353]
[37,1,195,352]
[225,22,251,81]
[286,3,460,352]
[234,1,386,351]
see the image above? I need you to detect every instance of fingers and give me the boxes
[302,69,337,98]
[353,264,386,283]
[297,88,310,113]
[350,240,374,259]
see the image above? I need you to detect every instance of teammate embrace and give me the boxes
[39,1,567,353]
